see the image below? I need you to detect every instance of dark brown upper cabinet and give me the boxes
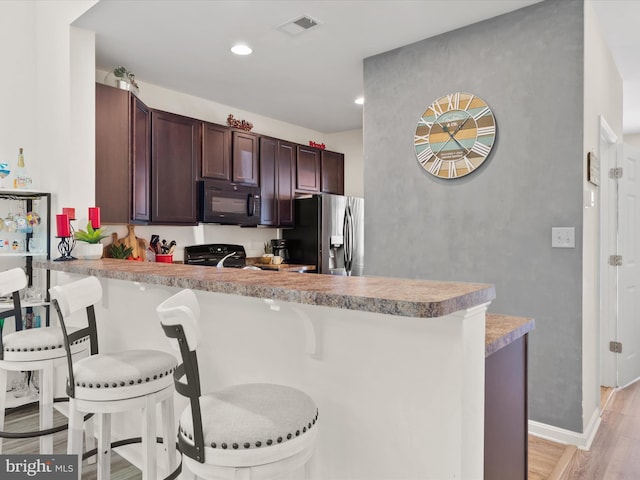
[321,150,345,195]
[150,110,200,224]
[201,122,231,181]
[95,83,150,224]
[296,145,321,192]
[232,130,259,185]
[260,136,295,227]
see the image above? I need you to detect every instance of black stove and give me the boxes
[184,244,246,268]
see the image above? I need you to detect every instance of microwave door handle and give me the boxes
[247,194,255,217]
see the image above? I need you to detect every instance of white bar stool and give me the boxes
[49,276,180,480]
[0,267,90,454]
[156,289,319,480]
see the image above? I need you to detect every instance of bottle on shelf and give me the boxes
[13,147,32,189]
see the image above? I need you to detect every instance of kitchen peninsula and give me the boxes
[39,259,495,479]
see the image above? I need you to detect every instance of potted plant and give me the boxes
[113,65,139,93]
[74,222,107,259]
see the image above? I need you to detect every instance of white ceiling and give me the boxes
[73,0,640,135]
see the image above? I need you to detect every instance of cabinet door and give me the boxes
[296,145,321,192]
[151,110,200,224]
[95,83,131,224]
[259,137,277,226]
[202,122,230,180]
[232,131,258,185]
[131,97,150,222]
[277,140,295,226]
[321,150,344,195]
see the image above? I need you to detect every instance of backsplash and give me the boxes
[99,223,279,262]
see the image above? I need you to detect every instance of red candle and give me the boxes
[56,214,70,237]
[88,207,101,229]
[62,207,76,220]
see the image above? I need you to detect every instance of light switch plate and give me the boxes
[552,227,575,248]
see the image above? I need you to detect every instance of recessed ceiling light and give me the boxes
[231,44,252,56]
[354,97,364,105]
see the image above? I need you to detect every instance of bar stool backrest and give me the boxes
[156,289,206,463]
[0,268,27,296]
[0,268,26,360]
[49,277,101,397]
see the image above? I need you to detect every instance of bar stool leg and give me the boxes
[85,415,97,464]
[0,368,6,453]
[97,413,111,480]
[38,364,54,454]
[142,395,157,480]
[160,395,176,474]
[67,399,85,470]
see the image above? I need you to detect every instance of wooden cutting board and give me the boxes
[104,225,147,260]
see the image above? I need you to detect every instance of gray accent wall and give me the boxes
[363,0,584,432]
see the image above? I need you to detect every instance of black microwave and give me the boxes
[199,180,261,226]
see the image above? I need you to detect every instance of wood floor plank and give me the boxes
[561,380,640,480]
[2,403,141,479]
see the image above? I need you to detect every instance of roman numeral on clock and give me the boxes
[463,157,476,171]
[471,141,492,157]
[414,134,429,144]
[463,95,475,111]
[448,161,457,178]
[473,106,491,121]
[417,145,434,165]
[417,117,434,129]
[428,157,443,174]
[476,125,495,137]
[430,100,443,116]
[447,93,460,110]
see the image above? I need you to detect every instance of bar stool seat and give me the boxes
[70,349,176,401]
[3,326,87,361]
[157,289,319,480]
[50,276,179,480]
[0,267,91,455]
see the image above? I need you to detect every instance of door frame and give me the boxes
[599,115,618,387]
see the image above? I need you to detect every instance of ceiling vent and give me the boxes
[277,15,321,36]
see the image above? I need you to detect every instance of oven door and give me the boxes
[200,180,261,226]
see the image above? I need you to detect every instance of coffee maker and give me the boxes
[271,239,290,263]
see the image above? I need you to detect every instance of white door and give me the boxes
[617,144,640,386]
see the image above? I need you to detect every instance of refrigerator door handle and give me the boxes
[344,205,354,275]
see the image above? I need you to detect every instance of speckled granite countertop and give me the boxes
[36,259,495,318]
[485,313,535,357]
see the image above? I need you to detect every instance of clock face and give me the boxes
[414,92,496,179]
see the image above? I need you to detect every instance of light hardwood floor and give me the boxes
[2,403,141,479]
[528,386,616,480]
[561,381,640,479]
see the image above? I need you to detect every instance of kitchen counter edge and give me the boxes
[36,259,496,319]
[485,313,535,357]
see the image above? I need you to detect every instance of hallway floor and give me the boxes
[529,383,640,479]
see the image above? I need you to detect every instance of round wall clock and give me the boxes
[414,92,496,179]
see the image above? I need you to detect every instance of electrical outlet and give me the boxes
[552,227,575,248]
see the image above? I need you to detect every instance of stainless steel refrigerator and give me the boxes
[283,194,364,276]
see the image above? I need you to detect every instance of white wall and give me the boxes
[583,0,623,434]
[625,133,640,150]
[326,129,364,198]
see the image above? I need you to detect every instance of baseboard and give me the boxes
[528,407,601,450]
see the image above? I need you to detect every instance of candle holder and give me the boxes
[54,236,77,262]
